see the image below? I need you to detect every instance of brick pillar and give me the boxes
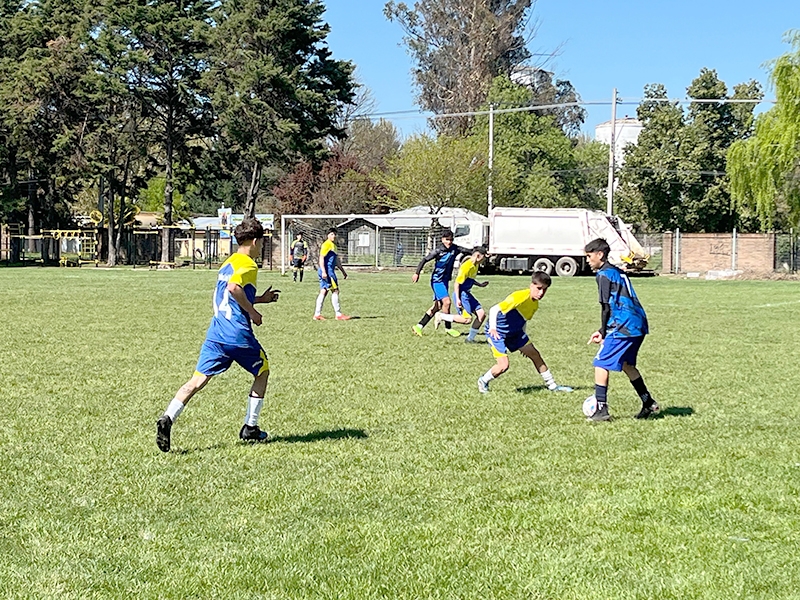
[662,232,673,274]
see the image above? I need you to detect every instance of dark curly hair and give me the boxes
[234,218,265,244]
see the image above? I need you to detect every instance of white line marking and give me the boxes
[752,299,800,308]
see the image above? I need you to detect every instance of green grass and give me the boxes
[1,267,799,599]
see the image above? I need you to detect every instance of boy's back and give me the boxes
[596,263,648,338]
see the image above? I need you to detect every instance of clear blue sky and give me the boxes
[323,0,794,138]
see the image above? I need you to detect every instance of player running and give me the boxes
[411,229,469,337]
[478,271,573,394]
[584,238,659,421]
[156,218,279,452]
[290,232,308,282]
[314,228,351,321]
[434,246,489,342]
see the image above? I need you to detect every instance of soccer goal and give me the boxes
[280,213,451,274]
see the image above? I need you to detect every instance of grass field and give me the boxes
[1,267,800,599]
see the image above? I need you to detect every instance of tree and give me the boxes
[385,0,534,135]
[207,0,356,218]
[374,133,487,215]
[729,31,800,231]
[621,72,761,232]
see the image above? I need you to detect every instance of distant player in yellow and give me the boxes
[478,271,573,394]
[156,218,280,452]
[434,246,489,342]
[314,228,351,320]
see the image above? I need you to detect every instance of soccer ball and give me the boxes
[582,395,598,418]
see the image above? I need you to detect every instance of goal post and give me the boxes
[280,213,446,274]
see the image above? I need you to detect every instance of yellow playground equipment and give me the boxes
[44,230,99,267]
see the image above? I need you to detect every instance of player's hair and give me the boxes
[234,218,265,244]
[327,227,337,235]
[440,229,454,240]
[472,246,487,255]
[531,271,552,287]
[584,237,610,260]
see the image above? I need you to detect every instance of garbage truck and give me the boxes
[486,207,649,276]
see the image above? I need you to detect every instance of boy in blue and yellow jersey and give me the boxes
[585,238,658,421]
[411,229,469,337]
[434,246,489,342]
[478,271,573,394]
[314,228,351,321]
[156,219,280,452]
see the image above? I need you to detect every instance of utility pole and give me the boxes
[487,103,494,215]
[606,88,617,215]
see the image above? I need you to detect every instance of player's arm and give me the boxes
[589,275,612,344]
[336,254,348,279]
[227,281,262,326]
[412,249,438,283]
[302,242,308,263]
[487,304,501,339]
[318,247,327,279]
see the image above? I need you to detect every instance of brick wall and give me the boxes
[662,232,775,274]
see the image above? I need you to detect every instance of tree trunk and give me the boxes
[27,169,36,253]
[115,154,132,264]
[245,161,261,219]
[107,177,117,267]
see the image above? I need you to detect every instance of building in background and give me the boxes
[595,117,643,167]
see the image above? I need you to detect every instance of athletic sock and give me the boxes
[438,313,456,322]
[444,321,452,330]
[331,293,342,316]
[630,376,653,404]
[467,328,479,341]
[299,270,304,282]
[418,313,432,328]
[314,292,325,316]
[245,394,264,427]
[540,369,557,390]
[479,370,496,384]
[594,384,608,408]
[164,398,185,423]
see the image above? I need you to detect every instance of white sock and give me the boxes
[479,370,496,384]
[541,369,557,389]
[314,292,325,316]
[467,328,479,341]
[438,313,455,322]
[245,394,264,427]
[164,398,185,423]
[331,293,342,316]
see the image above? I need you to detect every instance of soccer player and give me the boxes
[478,271,573,394]
[434,246,489,342]
[156,218,280,452]
[411,229,469,337]
[584,237,659,421]
[290,232,308,282]
[314,228,351,321]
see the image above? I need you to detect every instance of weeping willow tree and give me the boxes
[729,31,800,230]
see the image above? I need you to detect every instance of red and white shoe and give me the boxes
[313,315,325,321]
[335,314,352,321]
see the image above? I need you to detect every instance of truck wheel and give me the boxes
[555,256,579,277]
[533,257,554,275]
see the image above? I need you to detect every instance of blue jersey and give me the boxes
[596,263,648,339]
[494,289,539,337]
[205,253,259,347]
[416,243,469,284]
[320,239,337,277]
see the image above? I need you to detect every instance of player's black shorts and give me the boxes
[292,258,304,268]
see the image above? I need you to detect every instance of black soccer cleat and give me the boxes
[587,403,611,422]
[156,415,172,452]
[239,424,270,443]
[635,400,660,420]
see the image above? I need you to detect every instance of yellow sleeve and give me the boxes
[455,259,473,285]
[228,255,258,289]
[498,289,531,314]
[320,240,335,257]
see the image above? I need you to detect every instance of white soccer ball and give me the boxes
[582,395,598,417]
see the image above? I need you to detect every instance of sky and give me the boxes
[323,0,794,139]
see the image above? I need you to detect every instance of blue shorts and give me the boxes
[431,281,449,302]
[195,339,269,377]
[593,336,645,371]
[487,330,530,358]
[455,290,482,318]
[318,269,338,290]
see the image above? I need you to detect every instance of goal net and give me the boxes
[280,213,452,273]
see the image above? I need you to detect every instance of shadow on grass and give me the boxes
[653,406,694,419]
[173,442,228,455]
[271,428,368,444]
[515,384,592,394]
